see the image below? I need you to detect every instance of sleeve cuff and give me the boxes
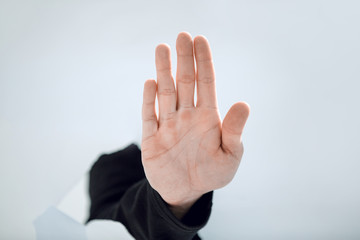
[147,181,213,232]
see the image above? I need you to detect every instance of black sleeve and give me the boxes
[86,143,213,240]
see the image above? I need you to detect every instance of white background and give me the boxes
[1,0,360,239]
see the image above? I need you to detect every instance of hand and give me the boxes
[141,32,250,218]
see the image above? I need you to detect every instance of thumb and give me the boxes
[221,102,250,156]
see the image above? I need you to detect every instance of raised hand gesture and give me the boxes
[141,32,250,218]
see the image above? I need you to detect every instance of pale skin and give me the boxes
[141,32,250,219]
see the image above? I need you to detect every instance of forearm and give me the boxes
[111,179,213,240]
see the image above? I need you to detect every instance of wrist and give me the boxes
[164,194,203,220]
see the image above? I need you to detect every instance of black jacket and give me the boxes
[86,143,213,240]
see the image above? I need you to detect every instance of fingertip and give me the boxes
[143,79,157,98]
[194,35,209,45]
[155,44,172,71]
[227,103,250,126]
[176,32,193,56]
[144,79,157,87]
[193,35,213,61]
[156,43,171,55]
[236,101,251,116]
[177,31,192,42]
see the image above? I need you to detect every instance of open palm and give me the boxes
[141,32,250,208]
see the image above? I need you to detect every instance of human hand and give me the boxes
[141,32,250,218]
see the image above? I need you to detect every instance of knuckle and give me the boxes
[199,76,214,84]
[177,74,194,84]
[142,116,157,122]
[198,59,213,64]
[158,88,176,96]
[161,111,176,120]
[143,100,154,106]
[156,67,171,73]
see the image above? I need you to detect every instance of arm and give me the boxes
[87,144,213,240]
[87,32,250,240]
[111,179,213,240]
[141,32,250,217]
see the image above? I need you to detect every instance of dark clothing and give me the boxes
[86,143,213,240]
